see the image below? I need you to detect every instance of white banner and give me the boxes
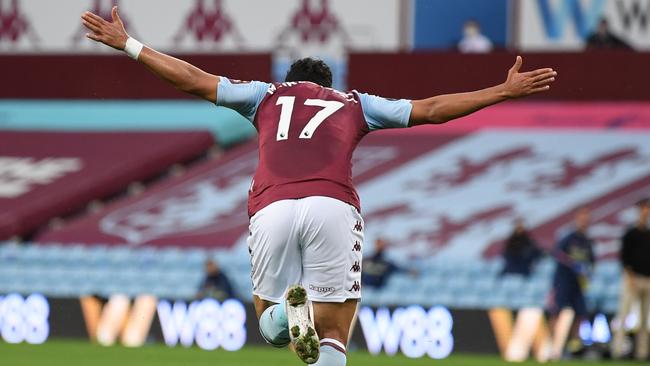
[0,0,401,54]
[518,0,650,50]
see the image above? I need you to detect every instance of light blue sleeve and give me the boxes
[357,92,413,130]
[216,77,272,122]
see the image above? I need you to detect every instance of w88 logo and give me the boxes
[0,293,50,344]
[358,305,454,359]
[157,298,247,351]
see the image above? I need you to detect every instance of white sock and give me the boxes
[314,338,347,366]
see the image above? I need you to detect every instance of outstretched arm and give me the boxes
[409,56,557,126]
[81,6,219,103]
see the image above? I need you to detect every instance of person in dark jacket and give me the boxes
[197,259,235,301]
[612,198,650,360]
[362,238,404,288]
[501,218,543,277]
[586,18,632,50]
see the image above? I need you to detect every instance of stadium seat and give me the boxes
[360,287,380,306]
[105,246,136,266]
[385,273,412,289]
[1,238,625,313]
[378,291,404,306]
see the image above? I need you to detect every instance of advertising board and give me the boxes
[518,0,650,50]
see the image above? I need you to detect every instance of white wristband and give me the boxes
[124,37,144,60]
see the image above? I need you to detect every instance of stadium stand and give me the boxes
[0,242,622,313]
[0,131,215,240]
[3,106,646,314]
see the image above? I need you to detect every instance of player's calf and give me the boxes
[313,339,347,366]
[310,299,358,366]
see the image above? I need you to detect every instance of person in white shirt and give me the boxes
[458,19,493,54]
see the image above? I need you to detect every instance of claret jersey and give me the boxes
[216,77,412,216]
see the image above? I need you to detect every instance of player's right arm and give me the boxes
[358,56,556,132]
[81,6,219,103]
[409,56,556,126]
[620,230,637,288]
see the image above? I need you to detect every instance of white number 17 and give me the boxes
[275,97,344,141]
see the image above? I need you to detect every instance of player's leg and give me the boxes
[545,286,561,334]
[547,283,572,359]
[299,196,365,365]
[612,276,636,358]
[253,297,275,318]
[311,300,358,365]
[566,288,588,354]
[248,200,301,348]
[636,279,650,360]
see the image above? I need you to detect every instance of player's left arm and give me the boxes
[409,56,556,126]
[552,236,576,268]
[81,6,219,103]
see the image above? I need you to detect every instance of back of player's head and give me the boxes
[285,57,333,88]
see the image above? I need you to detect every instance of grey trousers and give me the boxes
[612,274,650,360]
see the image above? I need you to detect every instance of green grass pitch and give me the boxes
[0,340,639,366]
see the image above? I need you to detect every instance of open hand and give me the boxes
[81,6,129,50]
[503,56,557,98]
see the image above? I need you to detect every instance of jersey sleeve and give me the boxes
[216,77,272,122]
[357,92,413,131]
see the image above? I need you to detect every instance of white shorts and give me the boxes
[248,196,364,303]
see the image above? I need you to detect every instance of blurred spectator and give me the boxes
[586,18,632,50]
[197,259,235,301]
[458,20,493,53]
[612,198,650,361]
[547,207,595,356]
[500,218,543,277]
[362,238,409,288]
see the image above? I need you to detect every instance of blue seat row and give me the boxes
[0,242,622,311]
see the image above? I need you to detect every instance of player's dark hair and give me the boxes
[284,57,333,88]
